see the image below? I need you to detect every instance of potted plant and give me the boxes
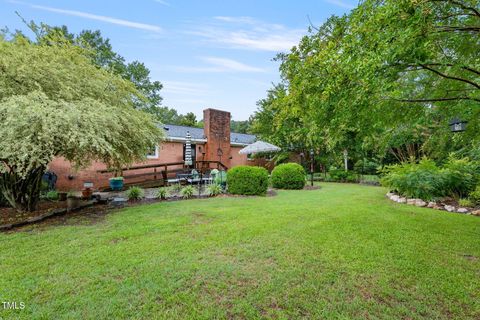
[109,176,124,191]
[82,182,94,199]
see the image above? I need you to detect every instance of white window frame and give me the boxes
[146,145,159,159]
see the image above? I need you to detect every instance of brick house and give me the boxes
[49,108,256,191]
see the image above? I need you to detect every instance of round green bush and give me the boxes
[271,163,306,189]
[227,166,269,195]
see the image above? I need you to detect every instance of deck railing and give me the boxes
[97,160,227,188]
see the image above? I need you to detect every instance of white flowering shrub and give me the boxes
[0,36,164,211]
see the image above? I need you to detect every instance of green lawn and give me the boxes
[1,183,479,319]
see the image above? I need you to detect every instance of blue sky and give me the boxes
[1,0,356,120]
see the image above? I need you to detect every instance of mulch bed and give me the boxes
[1,201,67,226]
[0,200,97,231]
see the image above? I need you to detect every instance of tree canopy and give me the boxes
[251,0,480,168]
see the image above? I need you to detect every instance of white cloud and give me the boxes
[186,16,304,52]
[214,16,257,24]
[324,0,356,9]
[170,56,265,73]
[153,0,171,6]
[27,4,163,33]
[201,57,265,72]
[161,81,210,95]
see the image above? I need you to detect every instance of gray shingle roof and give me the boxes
[162,124,205,140]
[161,124,256,145]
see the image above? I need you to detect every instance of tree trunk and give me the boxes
[0,166,46,212]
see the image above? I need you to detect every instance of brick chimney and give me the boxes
[204,108,231,168]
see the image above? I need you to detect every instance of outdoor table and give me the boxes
[177,173,192,184]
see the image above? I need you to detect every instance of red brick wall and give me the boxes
[49,141,190,191]
[230,146,252,167]
[49,141,254,191]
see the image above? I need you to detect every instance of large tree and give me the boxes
[252,0,480,167]
[0,35,164,211]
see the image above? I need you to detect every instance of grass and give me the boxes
[1,183,479,319]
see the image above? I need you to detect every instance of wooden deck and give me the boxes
[97,160,227,190]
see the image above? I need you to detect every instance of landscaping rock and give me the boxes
[111,197,127,207]
[414,200,427,207]
[391,195,400,202]
[407,199,416,205]
[433,204,444,210]
[457,208,469,214]
[427,202,436,208]
[444,205,456,212]
[386,192,394,198]
[398,197,407,203]
[471,210,480,216]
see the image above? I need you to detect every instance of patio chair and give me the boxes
[187,169,201,184]
[210,169,219,184]
[201,169,213,184]
[215,170,227,189]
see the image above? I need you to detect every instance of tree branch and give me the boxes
[420,64,480,89]
[429,0,480,19]
[394,96,480,103]
[434,26,480,33]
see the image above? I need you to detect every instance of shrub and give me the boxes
[46,190,59,201]
[126,186,144,201]
[469,185,480,204]
[380,159,444,201]
[271,163,306,189]
[354,159,379,175]
[181,185,195,199]
[381,157,480,201]
[170,183,182,193]
[227,166,269,196]
[328,169,359,183]
[156,188,169,200]
[441,157,479,199]
[458,198,474,208]
[207,183,222,197]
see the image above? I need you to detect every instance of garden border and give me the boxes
[386,192,480,216]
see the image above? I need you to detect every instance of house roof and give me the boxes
[161,124,256,146]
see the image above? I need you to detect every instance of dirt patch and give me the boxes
[267,189,278,197]
[462,254,478,261]
[190,212,212,225]
[303,185,321,191]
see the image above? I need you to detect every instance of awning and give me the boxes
[238,141,281,155]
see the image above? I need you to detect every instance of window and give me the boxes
[146,145,159,159]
